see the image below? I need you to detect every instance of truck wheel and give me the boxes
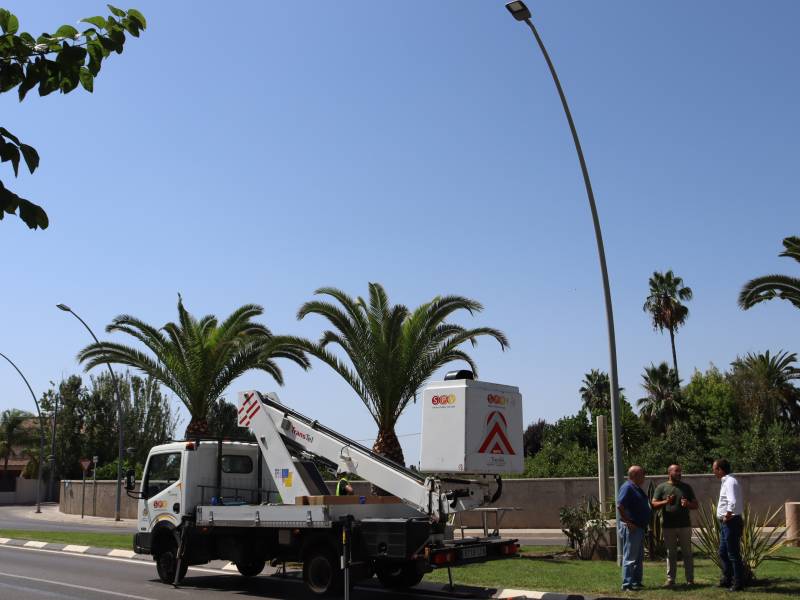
[303,546,343,596]
[235,558,266,577]
[375,562,424,589]
[155,542,188,584]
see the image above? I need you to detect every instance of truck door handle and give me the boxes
[173,503,180,513]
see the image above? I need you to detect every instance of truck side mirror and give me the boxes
[125,469,136,491]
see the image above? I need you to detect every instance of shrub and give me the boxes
[559,496,609,560]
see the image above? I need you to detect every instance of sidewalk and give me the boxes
[0,503,136,532]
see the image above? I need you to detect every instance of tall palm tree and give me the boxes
[295,283,508,467]
[730,350,800,426]
[643,270,693,382]
[637,362,684,434]
[0,409,34,477]
[579,369,611,413]
[77,296,309,437]
[739,236,800,311]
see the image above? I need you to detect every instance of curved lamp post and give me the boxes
[57,303,125,522]
[504,1,624,561]
[0,352,46,514]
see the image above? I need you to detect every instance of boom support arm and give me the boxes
[238,390,494,521]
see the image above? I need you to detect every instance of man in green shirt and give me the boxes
[652,464,699,586]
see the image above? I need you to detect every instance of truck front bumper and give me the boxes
[133,532,152,555]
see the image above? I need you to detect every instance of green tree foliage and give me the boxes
[295,283,507,467]
[76,296,308,438]
[739,235,800,311]
[0,5,146,229]
[729,350,800,426]
[637,362,684,434]
[522,418,548,457]
[207,397,254,440]
[0,408,34,483]
[643,270,693,381]
[39,372,177,480]
[579,369,611,413]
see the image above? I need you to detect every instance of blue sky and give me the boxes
[1,1,798,464]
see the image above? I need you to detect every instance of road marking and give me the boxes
[23,540,48,548]
[222,562,238,571]
[63,544,90,553]
[109,548,137,558]
[0,538,9,544]
[0,543,226,574]
[0,571,161,600]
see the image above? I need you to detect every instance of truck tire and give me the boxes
[155,540,188,585]
[302,546,343,596]
[375,561,424,589]
[235,558,266,577]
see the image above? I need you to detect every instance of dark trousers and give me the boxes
[719,516,744,585]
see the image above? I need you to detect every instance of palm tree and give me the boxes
[0,409,34,479]
[77,296,309,437]
[637,362,684,433]
[739,236,800,311]
[643,270,693,382]
[730,350,800,426]
[295,283,508,467]
[579,369,611,413]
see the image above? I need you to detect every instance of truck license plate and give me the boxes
[460,546,487,560]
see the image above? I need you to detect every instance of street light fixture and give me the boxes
[0,352,46,514]
[504,0,625,562]
[57,303,125,522]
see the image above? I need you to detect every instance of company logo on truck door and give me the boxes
[487,393,507,406]
[431,394,456,406]
[478,410,516,455]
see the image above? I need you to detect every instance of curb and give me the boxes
[0,536,151,562]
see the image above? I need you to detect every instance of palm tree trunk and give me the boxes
[184,418,210,439]
[669,327,679,383]
[371,427,405,496]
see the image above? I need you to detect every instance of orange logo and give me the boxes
[487,394,507,406]
[431,394,456,406]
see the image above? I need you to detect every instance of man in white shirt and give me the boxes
[713,458,744,591]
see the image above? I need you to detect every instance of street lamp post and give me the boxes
[0,352,46,514]
[57,304,125,522]
[47,389,59,502]
[505,1,625,561]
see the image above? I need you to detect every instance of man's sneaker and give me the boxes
[729,581,744,592]
[631,583,645,590]
[664,580,675,587]
[686,580,695,586]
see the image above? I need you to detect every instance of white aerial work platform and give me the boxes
[130,372,523,596]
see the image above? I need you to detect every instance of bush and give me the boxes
[559,496,609,560]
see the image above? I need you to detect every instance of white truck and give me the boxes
[129,373,524,595]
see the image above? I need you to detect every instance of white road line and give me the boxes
[222,562,238,571]
[0,570,161,600]
[63,544,90,553]
[0,538,9,544]
[23,540,48,548]
[109,548,137,558]
[0,543,226,574]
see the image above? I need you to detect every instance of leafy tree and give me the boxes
[295,283,507,467]
[0,5,146,229]
[637,362,684,434]
[579,369,611,413]
[0,408,34,480]
[524,441,596,478]
[523,419,549,457]
[207,397,254,440]
[712,417,800,473]
[77,296,309,437]
[729,350,800,426]
[739,235,800,311]
[636,421,708,475]
[39,375,84,480]
[643,270,693,382]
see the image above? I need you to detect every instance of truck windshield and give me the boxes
[143,452,181,499]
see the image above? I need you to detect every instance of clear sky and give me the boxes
[1,1,798,465]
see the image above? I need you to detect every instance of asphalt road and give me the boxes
[0,544,491,600]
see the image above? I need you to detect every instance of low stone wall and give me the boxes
[0,478,42,505]
[60,472,800,528]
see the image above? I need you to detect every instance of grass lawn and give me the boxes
[425,546,800,599]
[0,529,133,550]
